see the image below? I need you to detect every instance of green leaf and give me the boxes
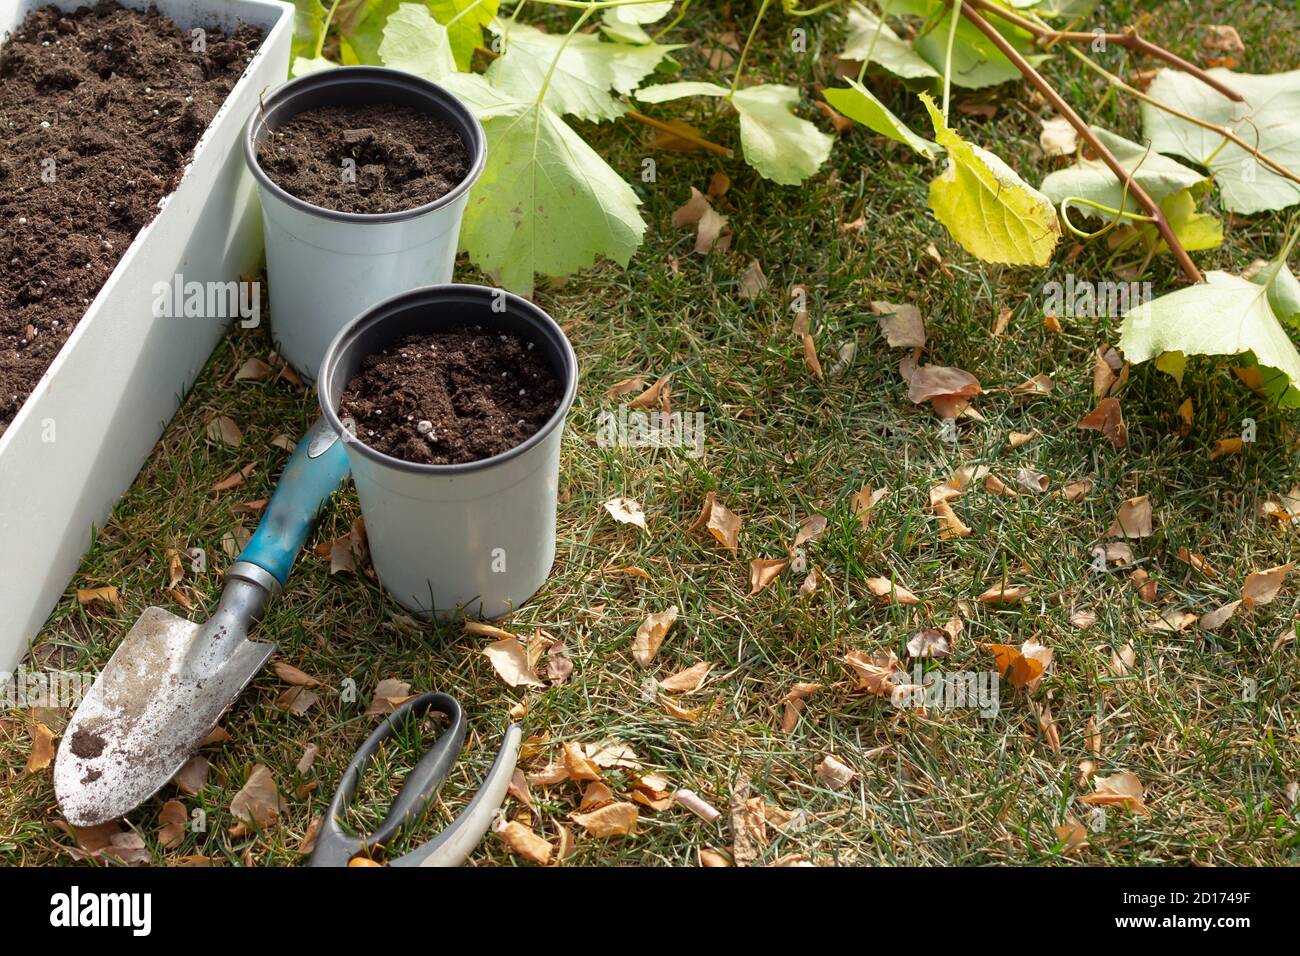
[337,0,400,65]
[881,0,1049,90]
[1121,271,1300,407]
[840,2,938,80]
[291,0,329,60]
[1253,259,1300,328]
[601,1,673,45]
[636,82,834,185]
[1041,126,1208,216]
[439,73,646,297]
[291,55,340,77]
[378,3,457,81]
[920,93,1060,265]
[822,80,938,157]
[1141,68,1300,214]
[428,0,499,71]
[487,21,682,123]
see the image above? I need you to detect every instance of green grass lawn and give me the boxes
[2,0,1299,866]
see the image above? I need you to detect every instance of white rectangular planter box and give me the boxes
[0,0,294,671]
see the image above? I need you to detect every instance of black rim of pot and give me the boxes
[318,284,579,476]
[243,66,487,224]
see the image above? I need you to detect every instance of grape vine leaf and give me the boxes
[601,1,674,45]
[880,0,1049,90]
[291,55,340,77]
[822,80,939,157]
[378,4,457,81]
[429,0,499,70]
[840,2,939,80]
[636,82,835,185]
[1253,259,1300,328]
[1120,271,1300,407]
[487,20,682,123]
[341,0,494,71]
[289,0,335,75]
[920,93,1060,265]
[1141,68,1300,214]
[1039,126,1221,251]
[439,72,646,297]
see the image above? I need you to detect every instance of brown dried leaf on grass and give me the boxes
[76,586,121,609]
[866,576,920,605]
[25,721,54,773]
[235,357,272,382]
[816,755,857,791]
[1243,564,1291,608]
[633,606,679,666]
[750,558,791,595]
[158,799,188,850]
[871,301,926,348]
[689,491,741,551]
[1078,397,1127,449]
[843,648,900,698]
[211,462,256,493]
[984,638,1052,690]
[850,485,888,530]
[977,583,1028,605]
[660,661,712,693]
[483,637,548,688]
[907,365,982,416]
[570,802,638,838]
[671,186,732,254]
[603,496,647,530]
[206,415,242,448]
[1079,771,1149,815]
[366,678,415,716]
[629,374,671,411]
[1106,495,1153,538]
[229,764,285,831]
[1199,599,1241,630]
[497,820,553,864]
[739,259,768,300]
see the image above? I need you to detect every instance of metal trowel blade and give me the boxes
[54,606,274,827]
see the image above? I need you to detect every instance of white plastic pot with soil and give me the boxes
[318,285,578,620]
[0,0,294,672]
[243,66,486,382]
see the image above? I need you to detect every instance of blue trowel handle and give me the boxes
[238,418,351,587]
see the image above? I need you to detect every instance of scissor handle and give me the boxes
[309,692,521,868]
[310,692,466,867]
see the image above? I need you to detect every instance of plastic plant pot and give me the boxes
[318,285,578,620]
[243,66,486,382]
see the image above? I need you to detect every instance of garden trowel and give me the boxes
[55,419,350,827]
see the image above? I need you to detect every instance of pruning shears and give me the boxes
[309,692,522,867]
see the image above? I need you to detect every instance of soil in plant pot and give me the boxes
[338,329,563,465]
[256,103,470,215]
[0,2,263,434]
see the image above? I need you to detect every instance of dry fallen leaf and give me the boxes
[235,357,272,382]
[1106,495,1153,539]
[674,789,722,824]
[1203,24,1244,53]
[206,415,242,448]
[229,764,284,830]
[629,373,671,412]
[1079,771,1149,815]
[816,755,857,791]
[933,500,972,539]
[907,365,982,413]
[977,583,1028,605]
[25,721,55,773]
[76,585,121,609]
[1209,436,1243,460]
[750,557,791,596]
[570,802,638,838]
[843,648,900,698]
[1199,599,1241,630]
[907,627,951,659]
[273,661,321,688]
[1078,397,1127,449]
[496,820,553,865]
[1017,468,1050,494]
[1062,478,1093,502]
[850,485,888,530]
[366,678,415,716]
[1070,609,1097,629]
[984,638,1052,690]
[672,186,732,254]
[603,496,647,531]
[483,637,547,689]
[660,661,712,693]
[632,606,679,666]
[1039,114,1078,156]
[563,742,603,782]
[738,259,768,300]
[158,799,188,850]
[866,576,920,605]
[689,492,741,552]
[661,697,703,721]
[872,301,926,348]
[173,755,209,796]
[1243,564,1291,608]
[1056,818,1089,854]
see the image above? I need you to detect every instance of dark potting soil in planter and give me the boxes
[0,2,263,434]
[255,103,470,214]
[338,329,563,465]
